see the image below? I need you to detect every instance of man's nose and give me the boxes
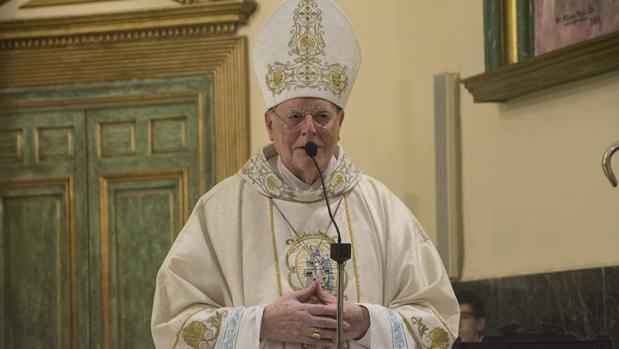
[300,114,317,135]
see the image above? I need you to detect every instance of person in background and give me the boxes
[456,289,486,342]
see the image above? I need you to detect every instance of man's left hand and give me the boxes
[313,279,370,341]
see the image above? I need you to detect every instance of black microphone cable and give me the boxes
[304,141,342,244]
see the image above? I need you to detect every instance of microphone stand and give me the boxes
[330,236,351,349]
[306,143,351,349]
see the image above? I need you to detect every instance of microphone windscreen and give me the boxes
[304,142,318,158]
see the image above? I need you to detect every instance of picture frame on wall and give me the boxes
[462,0,619,103]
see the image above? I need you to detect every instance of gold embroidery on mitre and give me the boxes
[266,0,349,96]
[182,311,227,349]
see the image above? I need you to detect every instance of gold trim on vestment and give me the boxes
[269,200,284,297]
[398,309,453,348]
[422,301,457,340]
[172,306,214,349]
[398,312,424,349]
[344,195,361,302]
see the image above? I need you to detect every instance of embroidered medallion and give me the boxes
[285,231,348,294]
[266,0,349,96]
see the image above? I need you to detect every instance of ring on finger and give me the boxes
[310,329,321,341]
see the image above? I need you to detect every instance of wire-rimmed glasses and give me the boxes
[269,107,339,128]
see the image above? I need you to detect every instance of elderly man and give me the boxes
[151,0,459,348]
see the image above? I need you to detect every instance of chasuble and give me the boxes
[152,144,459,348]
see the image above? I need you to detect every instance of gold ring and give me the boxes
[310,329,321,341]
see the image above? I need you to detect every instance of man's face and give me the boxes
[265,97,343,182]
[459,303,485,342]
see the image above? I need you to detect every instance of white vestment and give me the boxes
[152,144,459,349]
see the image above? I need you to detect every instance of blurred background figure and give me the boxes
[456,289,486,342]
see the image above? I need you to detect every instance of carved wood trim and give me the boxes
[21,0,122,8]
[0,0,257,49]
[0,6,252,182]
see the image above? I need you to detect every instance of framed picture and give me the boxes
[536,0,619,56]
[463,0,619,102]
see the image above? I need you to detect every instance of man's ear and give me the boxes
[338,110,345,127]
[265,111,274,141]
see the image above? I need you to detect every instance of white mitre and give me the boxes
[253,0,361,109]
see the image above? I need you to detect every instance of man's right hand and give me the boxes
[260,279,341,347]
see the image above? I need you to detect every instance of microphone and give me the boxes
[304,141,351,349]
[304,141,318,158]
[304,141,341,243]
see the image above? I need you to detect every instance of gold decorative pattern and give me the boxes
[172,306,214,349]
[239,146,361,202]
[182,311,227,349]
[423,301,457,340]
[400,314,450,349]
[269,200,284,297]
[0,2,257,50]
[343,195,361,302]
[0,24,239,50]
[265,0,348,96]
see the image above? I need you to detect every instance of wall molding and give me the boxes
[0,0,257,49]
[0,2,254,182]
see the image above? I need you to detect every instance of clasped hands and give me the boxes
[260,278,370,347]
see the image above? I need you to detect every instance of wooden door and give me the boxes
[0,109,89,349]
[0,76,214,348]
[87,101,200,349]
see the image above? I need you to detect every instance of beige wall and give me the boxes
[2,0,618,280]
[241,0,619,281]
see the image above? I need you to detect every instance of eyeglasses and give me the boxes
[269,108,339,128]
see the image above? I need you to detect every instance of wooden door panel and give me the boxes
[88,100,197,349]
[0,184,71,349]
[0,110,85,176]
[100,175,184,349]
[1,76,213,349]
[0,110,88,349]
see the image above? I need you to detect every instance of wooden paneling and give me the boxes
[99,174,185,349]
[85,90,197,349]
[0,129,24,164]
[0,182,72,349]
[98,122,137,158]
[150,117,188,154]
[36,127,75,162]
[0,36,249,183]
[0,3,252,346]
[0,110,89,349]
[21,0,123,8]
